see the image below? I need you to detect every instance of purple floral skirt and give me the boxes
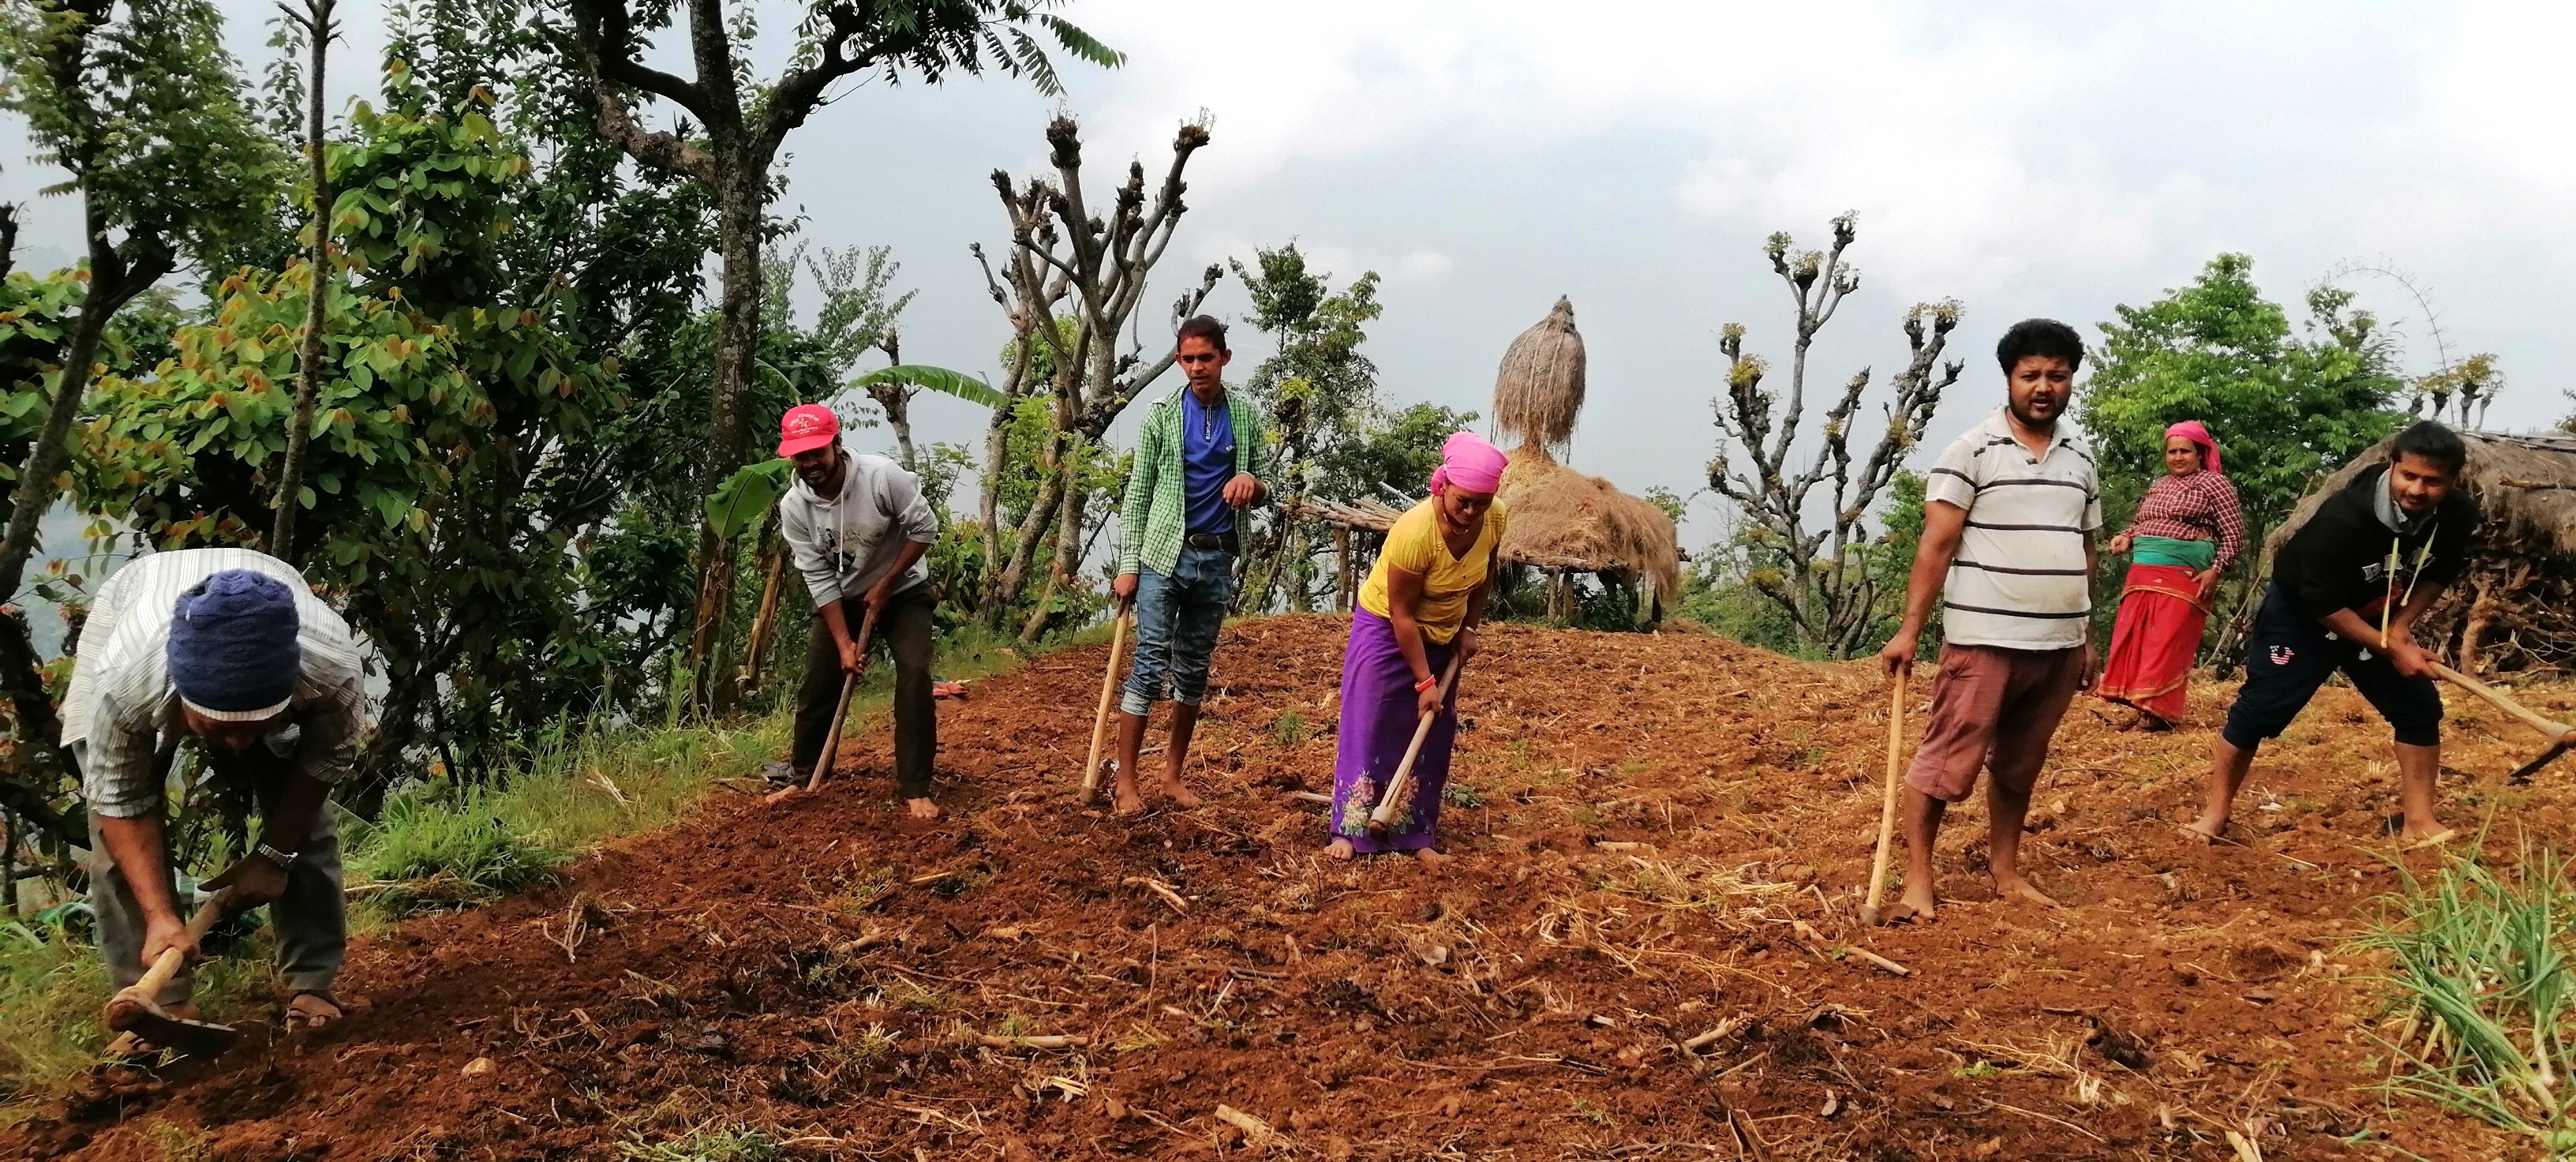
[1327,609,1458,853]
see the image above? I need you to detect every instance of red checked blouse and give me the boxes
[2122,470,2248,573]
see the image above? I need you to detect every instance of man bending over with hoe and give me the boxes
[66,548,373,1054]
[1878,319,2099,921]
[1108,315,1271,814]
[775,403,943,819]
[2188,420,2478,847]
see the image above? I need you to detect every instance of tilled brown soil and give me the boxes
[12,615,2570,1160]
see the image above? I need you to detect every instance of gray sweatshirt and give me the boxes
[778,444,939,607]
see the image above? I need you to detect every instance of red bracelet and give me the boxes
[1414,676,1439,693]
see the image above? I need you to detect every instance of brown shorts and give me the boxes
[1903,643,2086,803]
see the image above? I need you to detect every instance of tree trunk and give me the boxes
[270,0,335,560]
[4,807,17,916]
[976,391,1014,594]
[686,177,765,704]
[870,333,915,470]
[1020,463,1087,643]
[985,455,1065,629]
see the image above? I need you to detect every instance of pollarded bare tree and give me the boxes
[562,0,1117,699]
[968,115,1219,637]
[1707,213,1964,659]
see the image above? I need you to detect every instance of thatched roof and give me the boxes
[2269,431,2576,558]
[1496,444,1683,601]
[1492,298,1586,454]
[1286,446,1684,603]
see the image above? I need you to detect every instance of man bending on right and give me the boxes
[2189,420,2480,846]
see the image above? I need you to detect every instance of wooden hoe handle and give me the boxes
[796,603,880,797]
[110,893,229,1022]
[1366,655,1464,840]
[1080,609,1133,804]
[1861,673,1908,924]
[2430,661,2576,744]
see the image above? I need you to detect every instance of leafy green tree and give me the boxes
[560,0,1118,690]
[0,270,174,845]
[2081,253,2406,551]
[71,68,616,792]
[0,0,284,842]
[1315,402,1478,510]
[1230,242,1383,611]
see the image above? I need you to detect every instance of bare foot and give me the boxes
[2402,824,2457,849]
[906,797,940,821]
[1994,874,2061,909]
[1160,778,1203,809]
[1113,780,1145,815]
[1412,847,1449,866]
[1893,882,1937,924]
[1324,838,1354,860]
[2181,816,2226,845]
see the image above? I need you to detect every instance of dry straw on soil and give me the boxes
[2270,430,2576,673]
[1492,297,1586,454]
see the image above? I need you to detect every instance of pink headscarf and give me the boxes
[2166,420,2222,474]
[1430,431,1509,495]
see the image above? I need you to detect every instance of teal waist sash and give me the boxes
[2132,534,2215,570]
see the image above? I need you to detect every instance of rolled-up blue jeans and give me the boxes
[1122,543,1235,715]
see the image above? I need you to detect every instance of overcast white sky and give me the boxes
[7,1,2574,549]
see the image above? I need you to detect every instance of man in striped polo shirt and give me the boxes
[1877,319,2099,922]
[63,548,373,1048]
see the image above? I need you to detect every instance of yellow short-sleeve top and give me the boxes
[1358,497,1511,643]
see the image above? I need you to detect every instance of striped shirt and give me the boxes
[62,548,373,819]
[1924,410,2102,650]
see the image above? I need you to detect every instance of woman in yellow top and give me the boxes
[1326,432,1511,862]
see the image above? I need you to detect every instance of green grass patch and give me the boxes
[0,917,275,1110]
[346,714,790,920]
[2357,843,2576,1152]
[620,1125,781,1162]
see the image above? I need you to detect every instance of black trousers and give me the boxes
[2221,583,2445,750]
[793,583,937,798]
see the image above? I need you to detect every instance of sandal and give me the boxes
[285,991,343,1033]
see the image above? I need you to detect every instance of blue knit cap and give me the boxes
[167,570,301,719]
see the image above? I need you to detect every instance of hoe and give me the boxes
[2430,661,2576,784]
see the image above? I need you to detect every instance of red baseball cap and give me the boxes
[777,403,840,457]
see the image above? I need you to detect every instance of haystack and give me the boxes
[1288,297,1683,624]
[1496,448,1686,617]
[1486,298,1683,621]
[2267,430,2576,674]
[1493,298,1586,455]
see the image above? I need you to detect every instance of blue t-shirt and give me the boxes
[1181,390,1235,537]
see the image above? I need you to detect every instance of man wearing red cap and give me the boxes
[773,403,944,819]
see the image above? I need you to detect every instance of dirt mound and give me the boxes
[11,616,2560,1160]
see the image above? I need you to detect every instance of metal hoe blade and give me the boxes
[2507,740,2574,785]
[107,1001,241,1059]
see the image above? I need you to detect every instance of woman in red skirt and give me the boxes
[2097,421,2246,729]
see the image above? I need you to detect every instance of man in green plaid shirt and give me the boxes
[1109,315,1271,814]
